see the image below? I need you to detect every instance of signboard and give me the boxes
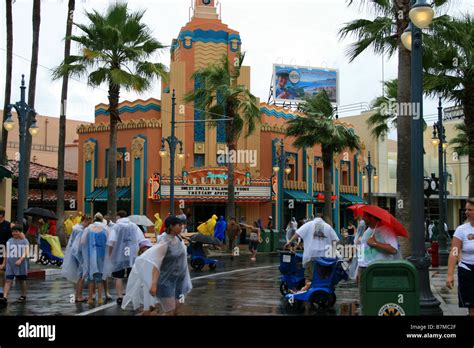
[273,64,338,104]
[160,185,271,200]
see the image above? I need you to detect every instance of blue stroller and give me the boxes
[285,257,349,309]
[278,250,305,296]
[186,233,221,271]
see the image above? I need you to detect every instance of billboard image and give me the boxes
[273,64,338,104]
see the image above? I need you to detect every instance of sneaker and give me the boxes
[97,299,104,305]
[87,298,94,306]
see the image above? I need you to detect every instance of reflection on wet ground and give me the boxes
[0,254,359,316]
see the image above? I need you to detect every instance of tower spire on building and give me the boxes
[193,0,218,20]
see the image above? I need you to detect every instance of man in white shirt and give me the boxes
[285,217,339,291]
[106,210,146,305]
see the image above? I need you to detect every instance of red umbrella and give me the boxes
[347,204,366,217]
[348,204,409,238]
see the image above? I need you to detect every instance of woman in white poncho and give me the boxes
[61,215,91,303]
[121,216,192,315]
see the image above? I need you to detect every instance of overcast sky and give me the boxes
[0,0,472,138]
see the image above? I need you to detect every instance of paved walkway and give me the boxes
[430,266,467,316]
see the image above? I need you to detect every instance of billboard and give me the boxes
[273,64,338,104]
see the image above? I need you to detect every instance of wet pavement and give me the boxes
[0,253,360,316]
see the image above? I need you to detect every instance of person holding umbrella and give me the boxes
[357,211,402,283]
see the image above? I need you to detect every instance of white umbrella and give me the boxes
[128,215,154,227]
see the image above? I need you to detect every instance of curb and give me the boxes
[27,268,62,280]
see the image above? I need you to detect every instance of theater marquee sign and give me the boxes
[148,168,274,202]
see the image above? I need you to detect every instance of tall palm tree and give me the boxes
[184,54,260,221]
[286,91,361,226]
[23,0,41,217]
[449,123,469,158]
[56,0,75,247]
[53,3,168,219]
[1,0,13,165]
[338,0,449,256]
[423,14,473,196]
[366,79,398,140]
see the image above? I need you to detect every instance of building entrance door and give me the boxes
[192,203,226,232]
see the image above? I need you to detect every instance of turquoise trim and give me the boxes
[340,194,367,204]
[143,136,147,215]
[302,149,307,181]
[354,154,358,186]
[260,107,297,120]
[133,156,141,215]
[85,161,92,215]
[95,103,161,117]
[359,172,363,197]
[284,190,314,203]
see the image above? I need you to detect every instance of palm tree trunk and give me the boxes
[465,83,474,197]
[226,107,236,222]
[107,84,120,220]
[322,146,333,226]
[56,0,75,247]
[1,0,13,165]
[395,0,412,257]
[24,0,41,215]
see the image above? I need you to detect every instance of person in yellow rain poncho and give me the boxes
[197,215,218,236]
[73,212,83,225]
[64,215,74,237]
[154,213,162,234]
[40,234,65,259]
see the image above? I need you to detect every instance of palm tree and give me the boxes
[338,0,449,257]
[53,3,168,219]
[184,54,260,221]
[56,0,75,247]
[449,123,469,158]
[366,79,398,140]
[286,91,361,226]
[423,14,473,196]
[23,0,41,216]
[1,0,13,165]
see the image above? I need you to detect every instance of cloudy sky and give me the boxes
[0,0,472,135]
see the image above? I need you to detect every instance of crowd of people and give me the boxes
[0,198,473,316]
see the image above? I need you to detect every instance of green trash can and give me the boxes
[270,229,280,251]
[360,260,419,316]
[257,229,271,252]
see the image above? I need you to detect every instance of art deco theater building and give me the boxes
[77,0,365,232]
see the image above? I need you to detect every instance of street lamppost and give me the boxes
[402,0,442,315]
[38,171,47,208]
[362,151,377,204]
[4,75,40,224]
[273,139,291,245]
[159,90,184,216]
[431,95,450,266]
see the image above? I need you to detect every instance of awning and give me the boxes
[284,190,314,203]
[340,194,366,204]
[85,188,106,202]
[85,187,131,202]
[0,165,12,179]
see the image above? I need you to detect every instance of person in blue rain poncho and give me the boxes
[214,216,227,243]
[121,216,192,316]
[106,210,145,306]
[81,213,108,306]
[61,215,91,303]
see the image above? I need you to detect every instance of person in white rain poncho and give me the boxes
[285,217,299,250]
[106,210,145,305]
[121,216,192,316]
[285,217,339,292]
[61,215,91,303]
[81,213,109,306]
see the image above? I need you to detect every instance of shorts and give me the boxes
[88,273,103,283]
[458,263,474,308]
[6,275,27,281]
[248,240,258,252]
[112,268,132,279]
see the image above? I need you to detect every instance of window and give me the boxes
[342,171,349,185]
[287,163,296,181]
[194,154,205,168]
[316,168,323,184]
